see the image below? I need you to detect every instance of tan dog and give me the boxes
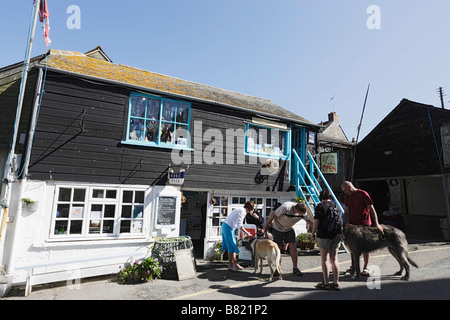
[250,238,282,281]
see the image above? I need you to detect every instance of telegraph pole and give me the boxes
[350,83,370,182]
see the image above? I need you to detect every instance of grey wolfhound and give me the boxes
[343,224,418,280]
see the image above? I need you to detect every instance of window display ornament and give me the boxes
[209,190,216,205]
[180,186,186,204]
[264,159,280,174]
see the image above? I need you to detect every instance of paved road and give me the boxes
[182,243,450,301]
[3,241,450,302]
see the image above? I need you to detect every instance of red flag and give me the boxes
[36,0,51,46]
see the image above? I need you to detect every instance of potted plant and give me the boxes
[116,257,163,284]
[297,233,315,250]
[214,241,225,260]
[21,198,38,211]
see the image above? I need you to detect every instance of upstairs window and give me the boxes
[126,93,191,149]
[245,123,289,159]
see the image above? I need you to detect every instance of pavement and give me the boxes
[2,239,450,303]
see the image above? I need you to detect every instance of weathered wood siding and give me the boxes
[354,99,450,180]
[0,68,37,152]
[28,72,293,191]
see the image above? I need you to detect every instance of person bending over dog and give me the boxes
[341,181,383,276]
[262,201,312,276]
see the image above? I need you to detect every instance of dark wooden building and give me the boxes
[0,47,320,290]
[354,99,450,240]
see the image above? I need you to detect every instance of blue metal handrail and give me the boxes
[292,149,320,208]
[292,149,344,216]
[307,151,344,214]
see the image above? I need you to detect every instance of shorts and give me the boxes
[273,228,296,247]
[221,222,239,253]
[316,235,341,250]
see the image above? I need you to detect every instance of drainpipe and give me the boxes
[427,109,450,240]
[0,1,40,271]
[2,67,44,275]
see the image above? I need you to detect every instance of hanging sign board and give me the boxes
[321,152,339,174]
[168,169,185,185]
[156,196,177,227]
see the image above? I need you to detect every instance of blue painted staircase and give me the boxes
[292,149,344,218]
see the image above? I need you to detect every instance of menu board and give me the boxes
[174,249,196,281]
[156,196,177,226]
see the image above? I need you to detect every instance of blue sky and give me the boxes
[2,1,450,140]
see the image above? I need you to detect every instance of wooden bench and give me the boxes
[15,252,139,296]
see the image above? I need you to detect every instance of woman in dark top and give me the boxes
[311,189,342,291]
[244,210,264,233]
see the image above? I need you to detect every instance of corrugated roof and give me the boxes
[37,47,315,126]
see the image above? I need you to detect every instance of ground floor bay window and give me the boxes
[52,185,146,239]
[208,195,280,238]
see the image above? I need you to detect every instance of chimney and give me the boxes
[328,112,339,124]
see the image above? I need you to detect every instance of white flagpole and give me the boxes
[0,1,41,248]
[3,1,40,182]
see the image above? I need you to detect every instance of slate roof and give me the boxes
[34,46,316,126]
[319,122,354,146]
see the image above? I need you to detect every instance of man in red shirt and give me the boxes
[341,181,383,276]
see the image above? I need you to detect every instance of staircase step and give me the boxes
[292,149,344,218]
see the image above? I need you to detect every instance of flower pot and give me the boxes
[298,242,308,250]
[25,201,39,212]
[306,242,316,250]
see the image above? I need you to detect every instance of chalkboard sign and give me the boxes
[174,249,196,281]
[156,196,177,226]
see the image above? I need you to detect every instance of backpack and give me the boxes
[325,204,343,235]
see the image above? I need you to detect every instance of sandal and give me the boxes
[329,283,341,291]
[293,268,303,276]
[315,282,331,290]
[361,268,370,276]
[236,264,244,270]
[228,266,239,272]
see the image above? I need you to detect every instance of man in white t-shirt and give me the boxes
[262,202,312,276]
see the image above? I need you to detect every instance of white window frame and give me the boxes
[50,185,147,240]
[209,195,229,238]
[208,195,280,240]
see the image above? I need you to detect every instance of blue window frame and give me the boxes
[244,123,290,159]
[125,93,191,149]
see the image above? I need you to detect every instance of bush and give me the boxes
[117,257,163,284]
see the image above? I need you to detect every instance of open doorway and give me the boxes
[179,191,207,258]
